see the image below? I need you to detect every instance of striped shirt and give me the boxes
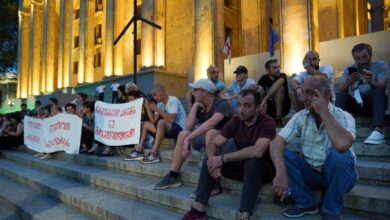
[279,103,356,171]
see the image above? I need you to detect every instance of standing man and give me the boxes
[221,65,256,112]
[257,59,291,126]
[183,89,276,220]
[154,79,233,190]
[271,76,357,219]
[96,84,105,101]
[126,85,186,163]
[290,51,334,111]
[336,43,388,145]
[111,81,120,103]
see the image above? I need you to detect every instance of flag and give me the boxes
[268,25,279,57]
[222,35,231,64]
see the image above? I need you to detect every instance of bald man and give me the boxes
[290,51,335,111]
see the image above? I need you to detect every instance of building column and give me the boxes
[17,2,31,98]
[62,0,73,87]
[155,0,165,67]
[42,0,57,93]
[104,0,114,77]
[122,0,134,75]
[78,0,87,83]
[57,0,65,89]
[369,0,384,32]
[85,0,95,82]
[141,0,160,68]
[30,0,44,96]
[280,0,318,75]
[194,0,215,80]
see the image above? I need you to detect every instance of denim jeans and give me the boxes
[336,88,388,128]
[195,140,275,214]
[284,149,358,215]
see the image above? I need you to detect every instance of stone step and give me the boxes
[0,203,19,220]
[3,150,390,218]
[356,160,390,187]
[353,142,390,161]
[0,158,182,220]
[0,175,89,220]
[0,151,377,219]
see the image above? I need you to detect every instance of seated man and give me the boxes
[154,79,233,190]
[271,76,357,219]
[186,65,225,111]
[336,43,388,145]
[126,85,186,163]
[257,59,291,125]
[183,89,276,220]
[221,65,256,113]
[290,51,334,111]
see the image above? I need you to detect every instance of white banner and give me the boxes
[24,116,44,153]
[24,114,82,154]
[43,114,82,154]
[94,99,142,146]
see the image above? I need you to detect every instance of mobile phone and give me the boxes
[348,67,358,75]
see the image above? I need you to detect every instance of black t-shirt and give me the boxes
[196,97,233,130]
[257,73,290,102]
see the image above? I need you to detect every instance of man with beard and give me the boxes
[336,43,388,145]
[182,89,276,220]
[290,51,335,111]
[271,76,357,220]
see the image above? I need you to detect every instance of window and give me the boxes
[74,9,80,20]
[95,24,102,45]
[94,52,102,68]
[74,36,79,48]
[224,0,233,8]
[136,4,142,17]
[136,39,141,55]
[73,62,78,74]
[96,0,103,12]
[224,26,232,41]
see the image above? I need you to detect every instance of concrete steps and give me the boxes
[0,157,182,220]
[0,150,387,219]
[0,175,89,220]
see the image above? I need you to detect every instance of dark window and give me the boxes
[94,52,102,68]
[74,36,79,48]
[224,0,233,8]
[95,24,102,44]
[95,0,103,12]
[136,4,142,17]
[74,9,80,20]
[73,62,78,74]
[225,26,232,41]
[136,39,141,55]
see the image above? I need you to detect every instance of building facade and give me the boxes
[17,0,390,98]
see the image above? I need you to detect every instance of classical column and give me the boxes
[155,0,165,67]
[122,0,134,75]
[280,0,318,75]
[369,0,384,32]
[141,0,156,67]
[84,0,95,83]
[31,0,44,96]
[78,0,87,83]
[42,0,57,93]
[17,2,31,98]
[57,0,65,89]
[62,0,73,87]
[194,0,215,80]
[104,0,114,77]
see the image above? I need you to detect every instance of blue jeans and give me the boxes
[284,149,357,215]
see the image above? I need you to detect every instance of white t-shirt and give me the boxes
[156,96,186,128]
[111,83,120,91]
[293,65,335,101]
[96,85,105,93]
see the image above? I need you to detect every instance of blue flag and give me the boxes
[269,25,279,57]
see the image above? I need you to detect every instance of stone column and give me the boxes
[84,0,95,82]
[17,2,30,98]
[122,0,134,75]
[42,0,57,93]
[78,0,87,83]
[57,0,65,89]
[280,0,318,75]
[31,0,44,96]
[214,0,224,74]
[104,0,114,77]
[194,0,214,80]
[141,0,156,67]
[369,0,384,32]
[155,0,165,67]
[62,0,73,87]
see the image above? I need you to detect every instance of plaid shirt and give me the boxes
[279,103,356,171]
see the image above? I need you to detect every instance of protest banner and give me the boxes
[24,114,82,154]
[24,116,44,153]
[94,99,142,146]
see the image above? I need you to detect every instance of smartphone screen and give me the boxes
[348,67,358,75]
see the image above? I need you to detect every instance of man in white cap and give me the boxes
[154,78,234,190]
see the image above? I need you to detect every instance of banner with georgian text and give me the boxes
[94,99,142,146]
[24,114,82,154]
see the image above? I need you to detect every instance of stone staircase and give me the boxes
[0,113,389,220]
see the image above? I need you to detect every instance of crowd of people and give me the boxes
[0,43,388,220]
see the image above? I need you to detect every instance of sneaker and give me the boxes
[154,174,182,190]
[123,150,144,161]
[283,205,318,218]
[182,206,207,220]
[140,152,161,164]
[364,130,385,145]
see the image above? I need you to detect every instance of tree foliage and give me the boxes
[0,0,18,72]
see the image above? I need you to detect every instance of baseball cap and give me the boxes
[234,65,248,74]
[188,79,216,93]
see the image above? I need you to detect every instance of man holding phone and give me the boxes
[336,43,388,145]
